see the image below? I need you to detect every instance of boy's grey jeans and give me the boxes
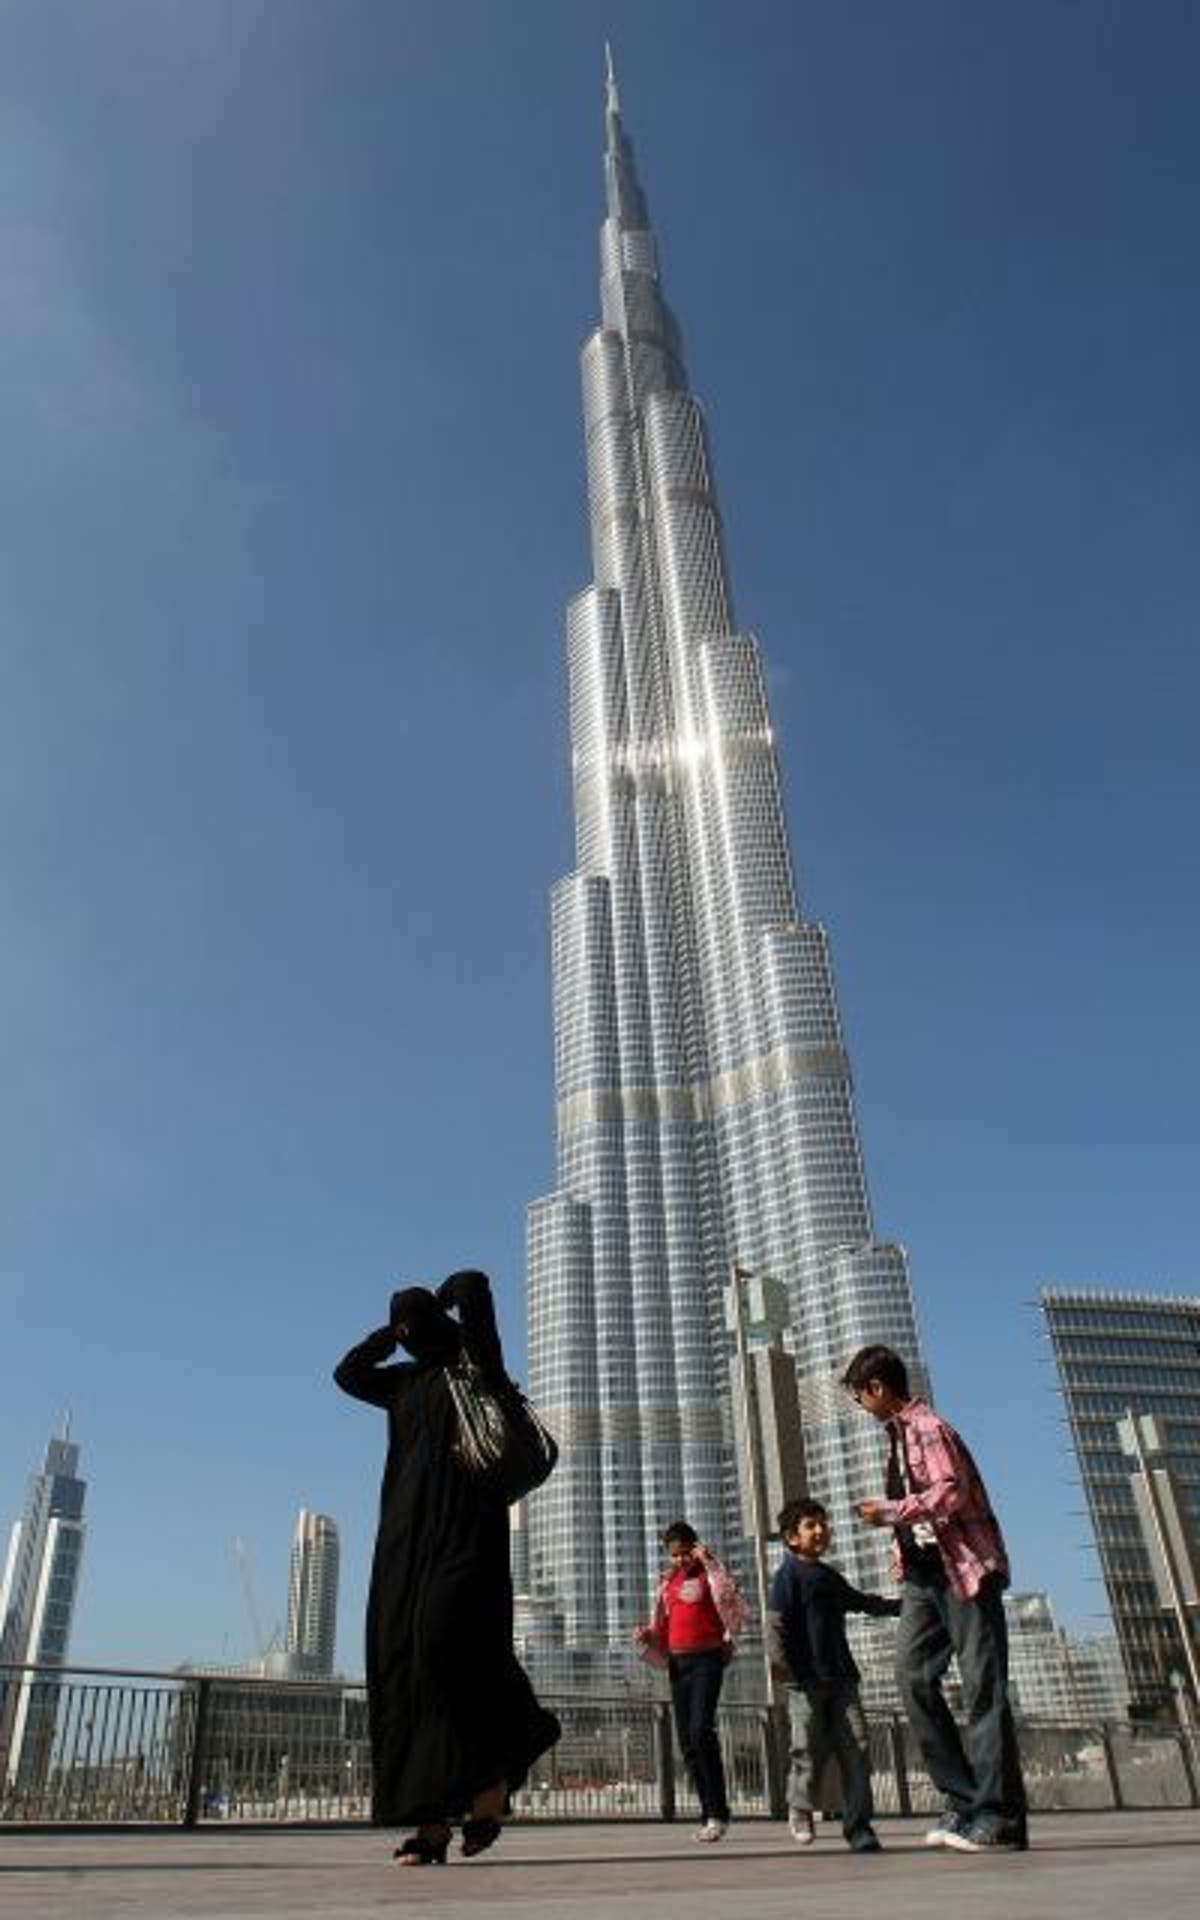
[896,1570,1028,1836]
[786,1682,874,1838]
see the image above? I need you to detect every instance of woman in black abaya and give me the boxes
[334,1268,559,1866]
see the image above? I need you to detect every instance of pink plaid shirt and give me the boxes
[879,1399,1010,1601]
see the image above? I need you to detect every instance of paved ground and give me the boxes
[2,1812,1198,1919]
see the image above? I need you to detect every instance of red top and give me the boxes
[664,1564,726,1654]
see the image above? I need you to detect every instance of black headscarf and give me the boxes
[389,1285,461,1365]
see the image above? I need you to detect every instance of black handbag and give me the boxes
[445,1357,558,1504]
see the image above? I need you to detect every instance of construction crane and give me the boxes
[231,1537,281,1662]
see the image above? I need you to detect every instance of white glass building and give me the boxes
[0,1431,87,1787]
[525,63,927,1661]
[284,1509,339,1677]
[1042,1285,1200,1715]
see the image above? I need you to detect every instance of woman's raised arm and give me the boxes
[436,1269,505,1382]
[333,1326,404,1408]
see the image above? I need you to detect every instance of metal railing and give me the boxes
[1,1662,1196,1827]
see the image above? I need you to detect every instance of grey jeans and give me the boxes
[895,1572,1027,1836]
[786,1682,874,1839]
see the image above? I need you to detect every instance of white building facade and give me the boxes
[525,64,927,1665]
[284,1509,339,1677]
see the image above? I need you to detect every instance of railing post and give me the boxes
[656,1701,675,1822]
[889,1715,912,1816]
[1176,1727,1199,1808]
[182,1678,213,1830]
[1100,1724,1123,1810]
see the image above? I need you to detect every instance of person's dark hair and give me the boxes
[777,1496,827,1538]
[662,1521,699,1551]
[840,1345,910,1398]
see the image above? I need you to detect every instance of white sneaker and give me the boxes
[693,1819,727,1843]
[789,1810,815,1845]
[925,1810,969,1847]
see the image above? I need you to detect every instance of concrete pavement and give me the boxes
[2,1811,1198,1919]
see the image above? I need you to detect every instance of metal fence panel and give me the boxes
[0,1672,191,1824]
[1107,1725,1194,1809]
[1018,1725,1118,1811]
[510,1697,663,1820]
[194,1683,370,1822]
[666,1705,771,1819]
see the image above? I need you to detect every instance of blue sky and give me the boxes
[1,1,1197,1672]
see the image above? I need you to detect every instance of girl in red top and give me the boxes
[634,1522,746,1841]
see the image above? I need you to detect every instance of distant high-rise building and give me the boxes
[1004,1591,1076,1723]
[0,1429,87,1786]
[1064,1632,1128,1723]
[1042,1286,1200,1715]
[284,1510,339,1676]
[525,58,927,1664]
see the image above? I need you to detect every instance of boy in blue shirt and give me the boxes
[767,1496,901,1852]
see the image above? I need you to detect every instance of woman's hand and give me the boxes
[436,1269,490,1313]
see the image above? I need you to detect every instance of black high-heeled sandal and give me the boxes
[393,1827,450,1866]
[460,1815,502,1858]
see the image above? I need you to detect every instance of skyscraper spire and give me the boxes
[604,41,620,118]
[602,49,651,236]
[526,67,927,1691]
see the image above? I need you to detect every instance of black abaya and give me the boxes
[334,1270,559,1826]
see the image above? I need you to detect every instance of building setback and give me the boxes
[1042,1285,1200,1716]
[525,61,927,1659]
[0,1430,87,1787]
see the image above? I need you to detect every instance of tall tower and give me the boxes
[284,1509,339,1676]
[0,1429,87,1785]
[526,61,927,1658]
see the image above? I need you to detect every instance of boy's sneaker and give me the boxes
[942,1818,1028,1853]
[788,1810,815,1845]
[924,1809,970,1847]
[693,1819,727,1843]
[847,1826,882,1853]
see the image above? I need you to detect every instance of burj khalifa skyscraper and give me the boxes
[526,59,927,1658]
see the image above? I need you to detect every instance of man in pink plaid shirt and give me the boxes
[844,1344,1027,1853]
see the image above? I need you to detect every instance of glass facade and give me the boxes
[525,66,927,1660]
[0,1434,87,1786]
[284,1510,340,1677]
[1042,1286,1200,1715]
